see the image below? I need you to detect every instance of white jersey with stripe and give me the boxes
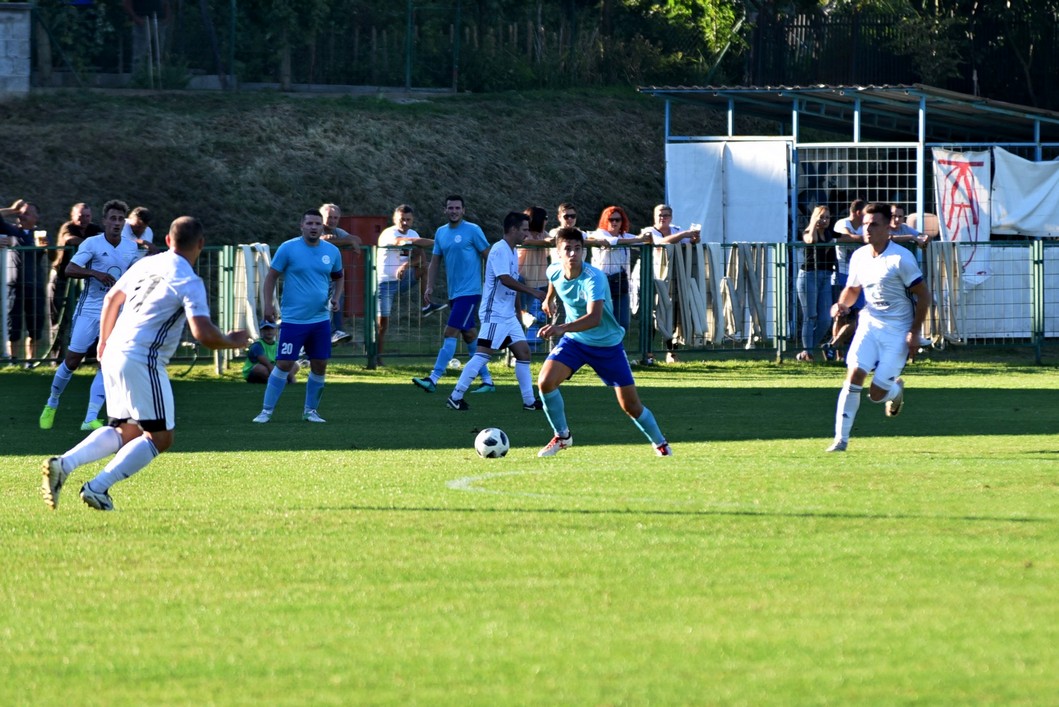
[478,239,519,323]
[105,250,211,367]
[69,234,141,320]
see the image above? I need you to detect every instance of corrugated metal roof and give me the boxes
[638,84,1059,144]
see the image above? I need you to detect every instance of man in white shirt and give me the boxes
[830,199,868,355]
[319,203,362,345]
[826,202,931,452]
[121,206,158,261]
[40,200,139,431]
[41,216,249,511]
[444,211,545,411]
[375,204,432,366]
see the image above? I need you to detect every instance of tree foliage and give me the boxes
[21,0,1059,108]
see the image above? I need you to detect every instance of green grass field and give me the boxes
[2,358,1057,705]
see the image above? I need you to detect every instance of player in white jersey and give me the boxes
[40,217,249,511]
[39,200,139,431]
[444,212,545,411]
[827,202,931,452]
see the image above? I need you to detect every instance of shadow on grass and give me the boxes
[1,370,1057,456]
[298,504,1049,524]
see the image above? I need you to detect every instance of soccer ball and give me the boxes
[474,427,510,459]
[447,357,462,371]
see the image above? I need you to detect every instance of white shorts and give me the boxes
[68,313,101,354]
[477,316,526,351]
[846,319,908,391]
[102,351,175,431]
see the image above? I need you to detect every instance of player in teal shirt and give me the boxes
[269,234,343,324]
[412,195,495,392]
[252,210,343,424]
[535,227,672,458]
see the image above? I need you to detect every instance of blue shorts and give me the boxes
[378,270,415,317]
[446,295,481,332]
[546,335,635,388]
[276,320,332,361]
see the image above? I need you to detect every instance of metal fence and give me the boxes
[3,240,1056,371]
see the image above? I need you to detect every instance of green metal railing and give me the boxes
[4,241,1055,371]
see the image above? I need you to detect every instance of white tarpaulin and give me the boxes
[932,147,992,282]
[723,141,789,243]
[665,141,789,244]
[991,147,1059,237]
[665,142,723,242]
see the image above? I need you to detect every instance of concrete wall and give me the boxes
[0,3,31,98]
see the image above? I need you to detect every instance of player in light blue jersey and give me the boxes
[412,195,495,393]
[535,227,672,458]
[252,210,344,424]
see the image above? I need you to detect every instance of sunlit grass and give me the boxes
[2,359,1057,704]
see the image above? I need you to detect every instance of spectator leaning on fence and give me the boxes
[518,206,553,316]
[7,202,50,366]
[795,205,837,363]
[376,204,433,367]
[48,203,102,360]
[319,203,362,346]
[641,203,701,363]
[830,198,868,357]
[588,205,649,333]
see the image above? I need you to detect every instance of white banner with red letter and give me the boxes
[932,147,992,283]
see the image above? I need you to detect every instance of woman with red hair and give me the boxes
[588,206,649,331]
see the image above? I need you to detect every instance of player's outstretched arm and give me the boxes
[498,274,545,300]
[189,315,250,351]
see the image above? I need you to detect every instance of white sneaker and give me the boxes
[885,378,905,417]
[80,483,114,511]
[537,434,573,457]
[331,330,351,344]
[40,456,69,510]
[252,410,272,423]
[826,439,847,452]
[302,409,326,423]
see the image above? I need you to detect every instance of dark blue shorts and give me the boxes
[546,335,635,387]
[276,320,332,361]
[446,295,481,332]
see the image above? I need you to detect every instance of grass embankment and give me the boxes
[0,88,724,241]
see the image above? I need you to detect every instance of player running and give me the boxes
[826,202,931,452]
[39,200,139,431]
[41,217,249,511]
[444,211,545,411]
[534,227,672,457]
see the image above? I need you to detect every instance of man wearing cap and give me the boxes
[242,320,299,384]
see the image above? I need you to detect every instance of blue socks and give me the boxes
[262,366,288,412]
[632,406,666,446]
[431,337,459,382]
[305,372,325,412]
[541,388,568,436]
